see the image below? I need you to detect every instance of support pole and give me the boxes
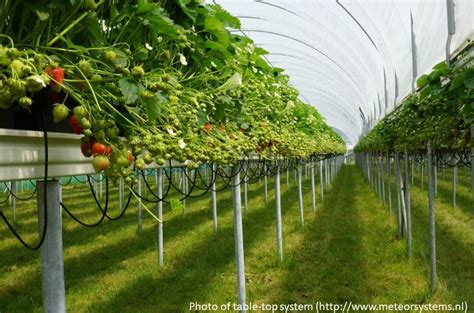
[211,163,218,235]
[381,154,385,203]
[243,162,248,217]
[297,163,304,228]
[183,169,187,212]
[386,150,392,214]
[37,179,66,313]
[452,165,457,208]
[231,164,246,311]
[137,172,142,235]
[421,160,424,189]
[394,153,404,237]
[157,168,164,266]
[264,162,268,204]
[319,160,324,200]
[404,149,412,257]
[118,177,123,211]
[11,181,16,222]
[428,141,437,293]
[311,163,316,212]
[275,165,283,262]
[99,173,103,199]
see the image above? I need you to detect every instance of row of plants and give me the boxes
[355,49,473,153]
[0,0,345,181]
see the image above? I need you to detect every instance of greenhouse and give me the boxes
[0,0,472,312]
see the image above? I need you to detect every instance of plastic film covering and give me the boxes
[214,0,474,148]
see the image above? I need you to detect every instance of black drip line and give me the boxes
[2,182,38,201]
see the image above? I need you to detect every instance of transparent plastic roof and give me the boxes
[213,0,474,148]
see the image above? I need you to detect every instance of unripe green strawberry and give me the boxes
[52,104,69,123]
[25,75,46,92]
[0,88,14,109]
[10,60,24,77]
[155,158,165,166]
[73,106,87,118]
[78,60,93,77]
[79,117,91,129]
[105,127,119,140]
[131,66,145,79]
[18,96,33,109]
[143,153,153,164]
[135,158,145,170]
[7,48,20,59]
[6,78,26,97]
[117,156,129,167]
[104,50,116,63]
[139,90,154,100]
[92,155,110,172]
[91,73,102,80]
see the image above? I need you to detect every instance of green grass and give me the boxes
[0,165,472,312]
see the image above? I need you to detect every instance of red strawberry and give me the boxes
[46,67,65,84]
[203,122,212,132]
[127,151,135,164]
[69,115,83,134]
[81,138,92,157]
[46,67,65,92]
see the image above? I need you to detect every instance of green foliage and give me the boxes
[0,0,345,179]
[356,50,473,153]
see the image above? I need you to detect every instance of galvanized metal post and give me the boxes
[297,163,304,228]
[319,160,324,200]
[156,168,164,266]
[99,173,103,199]
[118,177,123,211]
[243,162,248,217]
[275,165,283,262]
[452,165,457,208]
[381,154,385,203]
[11,180,16,222]
[231,164,246,311]
[394,153,404,237]
[386,150,392,214]
[404,149,412,257]
[137,172,142,235]
[37,179,66,313]
[264,162,268,204]
[428,141,437,293]
[183,169,187,212]
[211,163,218,235]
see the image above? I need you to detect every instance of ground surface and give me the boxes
[0,164,472,312]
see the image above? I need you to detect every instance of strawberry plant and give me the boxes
[0,0,345,181]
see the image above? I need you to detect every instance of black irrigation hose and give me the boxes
[89,174,106,182]
[136,170,172,203]
[60,172,135,227]
[73,176,87,184]
[3,182,38,201]
[0,109,49,251]
[162,163,199,200]
[59,176,73,186]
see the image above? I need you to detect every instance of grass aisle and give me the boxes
[267,165,453,306]
[1,165,471,312]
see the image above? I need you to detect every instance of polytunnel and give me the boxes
[214,0,473,149]
[0,1,473,312]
